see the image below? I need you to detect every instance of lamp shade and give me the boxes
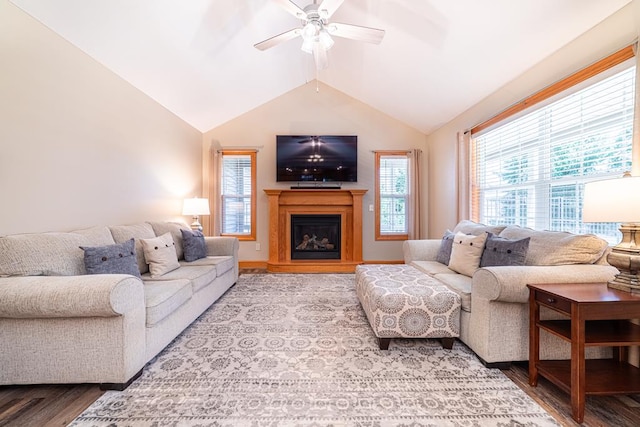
[182,198,210,216]
[583,176,640,223]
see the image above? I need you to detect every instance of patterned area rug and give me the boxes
[71,273,559,426]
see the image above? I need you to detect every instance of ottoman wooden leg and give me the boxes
[379,338,391,350]
[441,337,455,349]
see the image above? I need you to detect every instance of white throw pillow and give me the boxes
[141,232,180,278]
[448,231,488,277]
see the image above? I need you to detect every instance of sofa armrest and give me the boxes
[0,275,144,318]
[473,264,618,304]
[403,240,441,264]
[204,236,239,257]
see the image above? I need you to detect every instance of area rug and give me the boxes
[71,273,559,426]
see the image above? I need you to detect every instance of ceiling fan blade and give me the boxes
[318,0,344,19]
[254,28,301,51]
[328,22,385,44]
[273,0,306,19]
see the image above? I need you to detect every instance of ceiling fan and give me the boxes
[254,0,385,69]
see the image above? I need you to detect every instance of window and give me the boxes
[471,62,636,245]
[375,151,409,240]
[220,150,256,240]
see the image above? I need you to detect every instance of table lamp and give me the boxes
[583,174,640,294]
[182,197,210,231]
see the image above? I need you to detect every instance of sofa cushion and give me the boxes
[435,230,455,264]
[448,232,488,277]
[179,255,235,278]
[453,220,506,236]
[71,226,116,246]
[433,273,472,312]
[109,223,156,274]
[181,229,207,262]
[144,264,218,292]
[80,238,141,278]
[147,221,190,260]
[143,279,192,326]
[0,232,90,277]
[498,225,609,266]
[409,260,456,276]
[141,233,180,278]
[480,235,530,267]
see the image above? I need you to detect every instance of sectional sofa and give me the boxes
[403,220,618,366]
[0,221,238,389]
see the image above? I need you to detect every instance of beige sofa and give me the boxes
[403,220,618,367]
[0,221,239,389]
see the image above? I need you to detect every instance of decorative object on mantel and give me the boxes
[182,197,210,231]
[254,0,385,70]
[583,173,640,294]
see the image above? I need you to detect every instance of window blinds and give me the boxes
[221,154,252,235]
[472,65,636,244]
[379,155,409,234]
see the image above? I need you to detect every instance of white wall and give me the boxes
[425,3,639,238]
[203,81,427,262]
[0,0,203,235]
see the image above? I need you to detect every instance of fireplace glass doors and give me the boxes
[290,214,341,260]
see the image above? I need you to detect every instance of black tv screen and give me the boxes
[276,135,357,182]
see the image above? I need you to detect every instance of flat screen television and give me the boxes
[276,135,357,182]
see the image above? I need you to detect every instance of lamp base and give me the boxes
[606,223,640,294]
[607,275,640,295]
[190,216,203,232]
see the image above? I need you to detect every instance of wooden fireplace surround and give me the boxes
[264,189,367,273]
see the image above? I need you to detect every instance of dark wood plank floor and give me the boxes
[0,384,102,427]
[1,361,639,426]
[504,362,640,427]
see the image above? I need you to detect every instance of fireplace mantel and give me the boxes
[264,189,367,273]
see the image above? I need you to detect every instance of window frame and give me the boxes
[220,149,257,241]
[468,45,637,243]
[375,150,410,241]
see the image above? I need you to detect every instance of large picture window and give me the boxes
[220,150,256,240]
[471,63,636,244]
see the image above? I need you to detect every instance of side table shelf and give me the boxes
[537,359,640,395]
[539,319,640,346]
[528,283,640,423]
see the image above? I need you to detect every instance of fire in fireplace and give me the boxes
[291,214,341,260]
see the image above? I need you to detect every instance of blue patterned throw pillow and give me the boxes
[181,229,207,262]
[80,238,141,278]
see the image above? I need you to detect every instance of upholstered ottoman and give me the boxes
[355,264,461,350]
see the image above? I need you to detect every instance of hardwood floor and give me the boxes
[0,384,102,427]
[1,362,639,426]
[504,362,640,427]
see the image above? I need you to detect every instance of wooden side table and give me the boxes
[528,283,640,423]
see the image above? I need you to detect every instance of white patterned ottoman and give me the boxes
[355,264,461,350]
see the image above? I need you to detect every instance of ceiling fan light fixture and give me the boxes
[302,21,319,41]
[301,38,315,54]
[318,29,334,50]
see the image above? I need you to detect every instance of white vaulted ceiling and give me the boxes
[9,0,632,134]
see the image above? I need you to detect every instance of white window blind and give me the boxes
[221,154,252,235]
[472,65,636,244]
[379,155,409,234]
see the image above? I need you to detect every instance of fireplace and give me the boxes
[291,214,341,260]
[264,189,367,273]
